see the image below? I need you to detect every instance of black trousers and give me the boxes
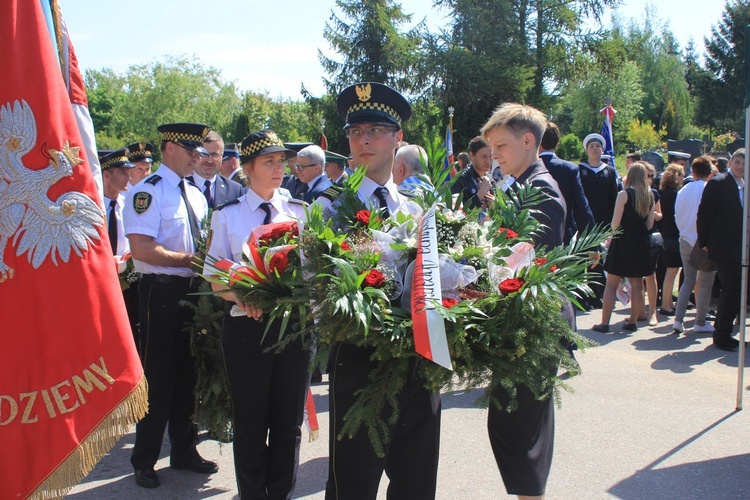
[122,282,140,352]
[325,344,441,500]
[714,258,741,339]
[130,276,199,470]
[487,380,555,497]
[222,314,312,500]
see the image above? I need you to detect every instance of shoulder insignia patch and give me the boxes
[319,186,342,202]
[215,199,240,211]
[287,197,306,205]
[145,174,162,185]
[133,192,153,214]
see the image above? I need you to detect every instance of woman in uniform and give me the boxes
[206,129,311,499]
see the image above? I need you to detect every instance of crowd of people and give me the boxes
[99,79,744,499]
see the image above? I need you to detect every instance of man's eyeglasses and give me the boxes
[345,126,397,139]
[175,142,205,160]
[294,163,318,170]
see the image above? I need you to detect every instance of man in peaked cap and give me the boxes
[123,123,217,488]
[100,148,140,349]
[125,142,155,189]
[326,82,441,500]
[219,147,247,187]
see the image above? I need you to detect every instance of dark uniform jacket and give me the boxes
[512,159,567,249]
[697,172,743,264]
[578,163,619,226]
[541,152,595,244]
[451,165,489,210]
[186,174,244,209]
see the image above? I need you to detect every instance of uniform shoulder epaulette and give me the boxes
[144,174,162,185]
[398,187,418,198]
[287,197,306,205]
[319,186,342,202]
[215,199,241,211]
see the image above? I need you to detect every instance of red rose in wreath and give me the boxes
[497,227,518,239]
[534,257,558,272]
[442,297,460,308]
[355,210,372,226]
[362,269,386,288]
[269,252,290,274]
[258,221,299,245]
[340,241,351,251]
[498,277,525,296]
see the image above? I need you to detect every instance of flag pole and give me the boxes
[736,24,750,410]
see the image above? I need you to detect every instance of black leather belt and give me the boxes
[140,274,196,286]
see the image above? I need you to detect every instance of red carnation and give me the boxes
[362,269,386,288]
[355,210,371,226]
[442,297,460,308]
[534,257,557,272]
[269,252,290,274]
[497,227,518,239]
[498,277,525,296]
[340,241,351,251]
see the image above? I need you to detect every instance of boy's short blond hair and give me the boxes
[480,103,548,147]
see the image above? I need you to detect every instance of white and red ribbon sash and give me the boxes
[411,208,452,370]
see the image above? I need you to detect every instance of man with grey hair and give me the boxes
[393,144,434,195]
[294,144,334,206]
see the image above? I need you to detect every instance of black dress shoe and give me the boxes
[713,337,739,352]
[171,455,219,474]
[658,308,675,316]
[592,324,609,333]
[134,468,160,488]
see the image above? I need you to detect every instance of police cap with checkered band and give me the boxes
[337,82,411,130]
[157,123,210,156]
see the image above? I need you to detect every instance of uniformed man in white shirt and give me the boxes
[100,148,139,348]
[123,122,217,489]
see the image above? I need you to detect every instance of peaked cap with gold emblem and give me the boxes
[337,82,411,130]
[99,147,134,171]
[125,142,155,163]
[239,129,295,164]
[157,123,210,155]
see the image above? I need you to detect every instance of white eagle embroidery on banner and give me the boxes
[0,99,104,282]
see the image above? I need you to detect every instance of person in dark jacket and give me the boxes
[482,103,567,500]
[539,122,595,245]
[696,148,746,351]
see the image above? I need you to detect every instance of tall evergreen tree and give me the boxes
[702,0,750,133]
[310,0,426,153]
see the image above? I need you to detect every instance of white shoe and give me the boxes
[694,323,715,333]
[673,321,684,334]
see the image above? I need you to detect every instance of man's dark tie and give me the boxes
[259,202,273,225]
[108,199,118,254]
[203,179,213,209]
[374,186,390,219]
[179,179,202,252]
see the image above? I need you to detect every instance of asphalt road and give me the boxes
[68,303,750,499]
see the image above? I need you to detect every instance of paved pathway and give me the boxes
[68,303,750,499]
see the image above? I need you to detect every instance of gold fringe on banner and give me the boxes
[27,376,149,500]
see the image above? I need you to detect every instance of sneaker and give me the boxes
[693,323,715,334]
[673,321,684,334]
[592,324,610,333]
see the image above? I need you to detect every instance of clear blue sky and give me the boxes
[61,0,726,100]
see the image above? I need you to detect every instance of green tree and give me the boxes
[701,0,750,133]
[429,0,534,151]
[557,133,584,162]
[85,56,242,148]
[527,0,620,109]
[619,16,693,139]
[627,118,666,151]
[561,60,644,152]
[309,0,427,154]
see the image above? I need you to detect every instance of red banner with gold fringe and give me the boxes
[0,1,146,498]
